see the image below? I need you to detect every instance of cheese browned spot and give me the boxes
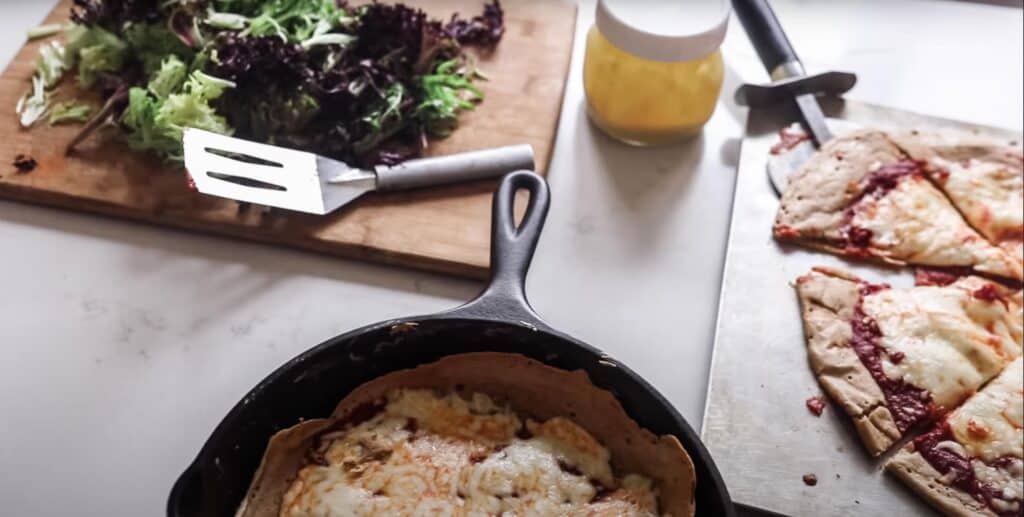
[279,389,662,516]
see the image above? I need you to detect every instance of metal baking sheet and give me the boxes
[700,99,1021,516]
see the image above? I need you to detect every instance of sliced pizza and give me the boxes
[887,357,1023,517]
[795,267,1022,455]
[775,130,1023,281]
[892,130,1024,265]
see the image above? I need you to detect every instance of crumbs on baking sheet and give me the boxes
[806,395,827,416]
[803,473,818,486]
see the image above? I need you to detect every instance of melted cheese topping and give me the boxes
[928,153,1023,244]
[949,358,1023,462]
[851,176,1022,279]
[862,277,1023,409]
[279,389,660,517]
[974,459,1023,514]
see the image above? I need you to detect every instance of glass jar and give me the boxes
[584,0,729,146]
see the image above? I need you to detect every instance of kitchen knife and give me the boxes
[182,128,535,215]
[732,0,858,193]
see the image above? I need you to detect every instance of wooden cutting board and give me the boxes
[0,0,576,279]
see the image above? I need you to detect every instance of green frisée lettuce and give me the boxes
[122,70,235,160]
[147,56,188,99]
[231,0,357,43]
[65,25,127,87]
[416,60,484,138]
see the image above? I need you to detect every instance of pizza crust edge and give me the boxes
[886,446,997,517]
[795,268,901,456]
[774,237,911,270]
[236,419,331,517]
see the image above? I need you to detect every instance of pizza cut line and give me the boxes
[774,129,1024,282]
[794,267,1023,456]
[891,129,1024,266]
[887,357,1023,517]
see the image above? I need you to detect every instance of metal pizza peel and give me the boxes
[702,2,1024,516]
[704,96,1021,517]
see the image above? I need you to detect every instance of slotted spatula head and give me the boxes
[183,128,375,215]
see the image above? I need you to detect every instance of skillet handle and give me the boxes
[452,170,550,323]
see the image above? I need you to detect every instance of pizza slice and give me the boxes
[795,267,1022,455]
[774,130,1023,281]
[892,130,1024,265]
[887,357,1023,517]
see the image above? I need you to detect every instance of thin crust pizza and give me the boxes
[891,130,1024,266]
[887,357,1023,517]
[775,130,1023,282]
[794,267,1022,456]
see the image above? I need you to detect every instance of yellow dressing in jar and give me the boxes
[584,0,729,146]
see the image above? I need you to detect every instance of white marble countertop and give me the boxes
[0,1,1020,515]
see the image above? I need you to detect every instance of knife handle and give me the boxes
[732,0,803,80]
[374,144,536,192]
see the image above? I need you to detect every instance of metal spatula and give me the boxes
[182,128,535,215]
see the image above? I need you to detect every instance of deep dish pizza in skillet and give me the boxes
[168,172,734,517]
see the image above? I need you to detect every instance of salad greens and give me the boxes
[17,0,505,166]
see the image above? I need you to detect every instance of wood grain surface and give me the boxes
[0,0,576,278]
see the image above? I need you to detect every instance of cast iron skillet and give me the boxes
[168,171,734,516]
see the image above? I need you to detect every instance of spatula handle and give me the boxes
[374,144,535,192]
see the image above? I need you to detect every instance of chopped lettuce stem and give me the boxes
[27,23,64,41]
[48,102,93,125]
[16,76,49,128]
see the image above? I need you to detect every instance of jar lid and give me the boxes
[595,0,730,63]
